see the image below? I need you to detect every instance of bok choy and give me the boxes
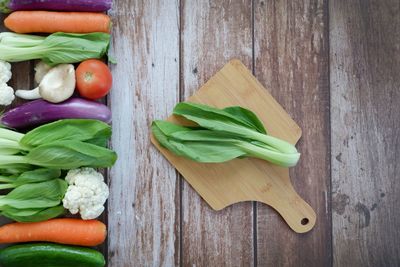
[0,119,117,171]
[0,32,110,66]
[152,102,300,167]
[0,168,60,190]
[0,169,67,222]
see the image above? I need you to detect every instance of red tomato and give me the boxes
[76,59,112,100]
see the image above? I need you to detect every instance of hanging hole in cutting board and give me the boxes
[301,218,309,225]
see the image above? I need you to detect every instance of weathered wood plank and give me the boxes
[254,0,331,266]
[330,0,400,266]
[180,1,254,266]
[107,1,180,266]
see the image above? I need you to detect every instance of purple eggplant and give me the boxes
[1,98,111,129]
[0,0,112,13]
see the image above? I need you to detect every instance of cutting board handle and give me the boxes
[258,188,316,233]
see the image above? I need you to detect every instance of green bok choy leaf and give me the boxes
[0,168,60,189]
[0,119,117,170]
[0,32,110,66]
[0,169,67,222]
[152,103,300,167]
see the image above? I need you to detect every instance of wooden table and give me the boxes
[1,0,399,266]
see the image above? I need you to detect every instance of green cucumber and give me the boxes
[0,243,105,267]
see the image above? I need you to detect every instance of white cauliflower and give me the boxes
[0,83,15,106]
[62,168,109,220]
[0,60,11,84]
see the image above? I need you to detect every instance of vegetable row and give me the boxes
[0,55,113,114]
[0,119,115,267]
[0,1,116,266]
[0,119,115,222]
[0,219,107,267]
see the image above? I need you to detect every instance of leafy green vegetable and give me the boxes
[0,149,19,155]
[0,168,60,189]
[174,103,266,134]
[222,106,267,134]
[0,139,20,150]
[0,32,43,47]
[1,205,65,222]
[152,120,240,161]
[152,103,300,167]
[0,0,11,13]
[173,102,297,154]
[0,127,24,142]
[26,141,117,169]
[153,121,300,166]
[0,179,67,209]
[0,164,33,175]
[0,169,66,222]
[0,32,110,66]
[0,119,117,170]
[0,119,116,222]
[20,119,111,148]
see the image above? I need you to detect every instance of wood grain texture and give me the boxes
[107,1,180,266]
[254,0,331,266]
[2,1,399,265]
[330,0,400,266]
[180,1,254,266]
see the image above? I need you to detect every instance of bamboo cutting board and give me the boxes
[151,59,316,233]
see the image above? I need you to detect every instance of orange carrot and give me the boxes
[4,11,111,34]
[0,218,106,246]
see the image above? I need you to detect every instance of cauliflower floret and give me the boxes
[0,60,11,84]
[0,83,15,106]
[63,168,109,220]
